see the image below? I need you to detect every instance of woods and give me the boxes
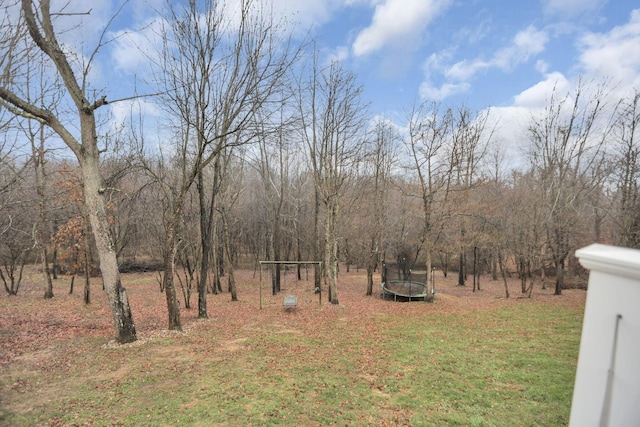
[1,0,639,343]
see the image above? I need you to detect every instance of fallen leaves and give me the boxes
[0,266,585,370]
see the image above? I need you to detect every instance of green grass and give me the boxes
[1,302,582,426]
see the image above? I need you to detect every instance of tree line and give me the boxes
[1,0,638,343]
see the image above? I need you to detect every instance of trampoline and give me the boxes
[380,260,433,302]
[381,280,428,301]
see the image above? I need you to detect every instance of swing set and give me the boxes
[258,261,322,310]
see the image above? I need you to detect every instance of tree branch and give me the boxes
[0,86,82,154]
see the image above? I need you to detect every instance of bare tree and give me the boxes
[528,81,615,294]
[297,59,368,304]
[363,118,396,295]
[144,0,300,329]
[0,154,33,296]
[449,106,491,287]
[0,0,136,342]
[613,89,640,248]
[27,120,55,298]
[217,149,244,302]
[18,48,60,299]
[253,119,291,295]
[196,153,222,313]
[407,102,454,298]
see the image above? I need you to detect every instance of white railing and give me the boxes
[571,244,640,427]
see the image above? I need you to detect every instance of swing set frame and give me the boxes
[258,260,323,309]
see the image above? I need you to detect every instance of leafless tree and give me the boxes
[407,102,454,298]
[0,0,137,342]
[253,117,294,295]
[217,149,245,301]
[528,80,616,294]
[613,89,640,248]
[363,118,397,295]
[143,0,300,329]
[0,153,33,296]
[27,120,55,298]
[449,106,491,287]
[297,59,368,304]
[15,42,62,299]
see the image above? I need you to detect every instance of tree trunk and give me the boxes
[161,210,182,331]
[80,149,137,343]
[296,241,302,281]
[221,209,238,302]
[313,189,322,293]
[519,257,527,294]
[366,263,374,296]
[325,198,339,304]
[492,250,498,281]
[554,259,564,296]
[33,129,54,300]
[210,222,222,295]
[82,209,91,305]
[270,226,281,295]
[197,244,209,316]
[472,246,478,292]
[457,250,465,286]
[42,245,54,299]
[441,252,449,278]
[52,246,58,280]
[196,169,215,319]
[425,250,434,302]
[498,248,509,299]
[366,236,378,296]
[83,270,90,305]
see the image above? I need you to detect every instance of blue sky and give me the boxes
[304,0,639,118]
[44,0,640,162]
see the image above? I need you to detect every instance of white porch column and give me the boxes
[570,244,640,427]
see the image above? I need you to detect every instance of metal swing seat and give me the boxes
[283,294,298,310]
[258,261,322,310]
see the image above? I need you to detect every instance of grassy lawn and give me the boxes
[0,270,584,426]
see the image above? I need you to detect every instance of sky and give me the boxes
[22,0,640,164]
[312,0,639,114]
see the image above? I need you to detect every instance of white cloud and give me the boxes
[444,59,488,81]
[493,26,549,69]
[535,59,549,74]
[486,10,640,166]
[110,98,161,128]
[269,0,343,29]
[543,0,606,17]
[577,9,640,96]
[51,0,115,47]
[110,17,166,75]
[513,71,570,108]
[419,81,469,100]
[212,0,346,38]
[130,0,164,21]
[484,105,534,169]
[500,9,640,121]
[420,25,548,101]
[352,0,451,57]
[325,45,350,65]
[108,98,164,151]
[419,51,469,100]
[109,0,346,76]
